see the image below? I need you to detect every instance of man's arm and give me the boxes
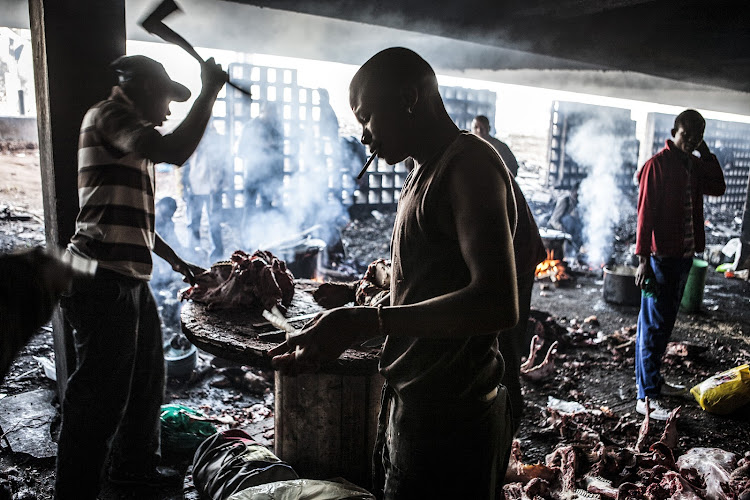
[548,196,568,228]
[152,233,204,285]
[379,151,518,338]
[269,149,519,372]
[634,160,656,288]
[141,58,227,166]
[696,141,726,196]
[495,140,519,177]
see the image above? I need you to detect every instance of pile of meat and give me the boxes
[310,258,390,310]
[505,403,750,499]
[180,250,294,313]
[355,258,391,306]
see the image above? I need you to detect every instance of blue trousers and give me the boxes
[635,256,692,399]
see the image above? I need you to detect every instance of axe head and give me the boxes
[140,0,181,34]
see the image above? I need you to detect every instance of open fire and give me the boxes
[535,250,570,283]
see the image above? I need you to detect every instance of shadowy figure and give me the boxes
[236,101,284,246]
[548,183,583,259]
[471,114,519,177]
[269,47,518,500]
[184,119,230,264]
[633,109,725,421]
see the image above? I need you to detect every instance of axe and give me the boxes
[139,0,251,97]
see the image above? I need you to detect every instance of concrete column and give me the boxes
[738,169,750,271]
[29,0,126,397]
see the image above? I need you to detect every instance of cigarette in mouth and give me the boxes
[357,152,377,180]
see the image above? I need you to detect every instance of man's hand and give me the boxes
[267,307,377,375]
[635,257,653,289]
[696,140,711,158]
[172,258,205,286]
[201,57,228,95]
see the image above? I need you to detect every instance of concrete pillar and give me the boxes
[738,169,750,271]
[29,0,126,397]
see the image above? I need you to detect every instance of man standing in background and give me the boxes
[634,109,725,421]
[236,101,284,247]
[184,118,230,264]
[472,114,519,177]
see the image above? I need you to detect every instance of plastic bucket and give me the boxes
[680,258,709,313]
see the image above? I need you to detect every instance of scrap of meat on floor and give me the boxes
[504,401,750,499]
[505,310,750,500]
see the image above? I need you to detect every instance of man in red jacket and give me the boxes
[634,109,725,420]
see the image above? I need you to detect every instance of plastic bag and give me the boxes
[225,478,375,500]
[690,364,750,415]
[193,429,298,500]
[160,404,217,454]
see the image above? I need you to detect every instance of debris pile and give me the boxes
[505,403,750,499]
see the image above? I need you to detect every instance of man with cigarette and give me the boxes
[270,47,518,499]
[54,55,227,499]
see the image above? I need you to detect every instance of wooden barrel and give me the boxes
[181,280,383,490]
[274,370,384,490]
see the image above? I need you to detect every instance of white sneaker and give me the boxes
[636,398,672,421]
[660,381,688,396]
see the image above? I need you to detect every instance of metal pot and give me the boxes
[164,340,197,378]
[602,265,641,306]
[538,227,568,261]
[274,236,327,279]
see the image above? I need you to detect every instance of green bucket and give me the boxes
[680,258,709,313]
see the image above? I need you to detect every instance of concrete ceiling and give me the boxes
[224,0,750,94]
[5,0,750,114]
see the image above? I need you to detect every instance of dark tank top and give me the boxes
[381,132,517,409]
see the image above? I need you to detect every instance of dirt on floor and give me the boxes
[1,150,750,499]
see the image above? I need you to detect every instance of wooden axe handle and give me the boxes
[140,0,251,97]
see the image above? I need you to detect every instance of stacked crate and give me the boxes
[224,75,499,213]
[440,86,497,132]
[645,112,750,210]
[349,85,497,213]
[224,63,348,212]
[546,101,639,192]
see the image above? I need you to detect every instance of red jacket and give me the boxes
[636,140,725,257]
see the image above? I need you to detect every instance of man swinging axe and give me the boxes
[54,54,227,499]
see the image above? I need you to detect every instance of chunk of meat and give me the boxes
[180,249,294,312]
[521,335,559,381]
[355,258,391,306]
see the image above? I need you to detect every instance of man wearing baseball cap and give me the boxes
[54,55,226,499]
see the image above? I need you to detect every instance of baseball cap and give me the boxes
[110,55,191,102]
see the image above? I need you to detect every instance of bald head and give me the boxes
[350,47,440,105]
[349,47,458,165]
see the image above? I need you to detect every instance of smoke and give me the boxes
[565,117,629,267]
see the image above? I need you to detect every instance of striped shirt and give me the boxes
[68,87,162,280]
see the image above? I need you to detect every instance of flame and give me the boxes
[535,250,570,282]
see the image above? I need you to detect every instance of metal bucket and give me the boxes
[602,265,641,306]
[164,339,197,378]
[274,237,327,279]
